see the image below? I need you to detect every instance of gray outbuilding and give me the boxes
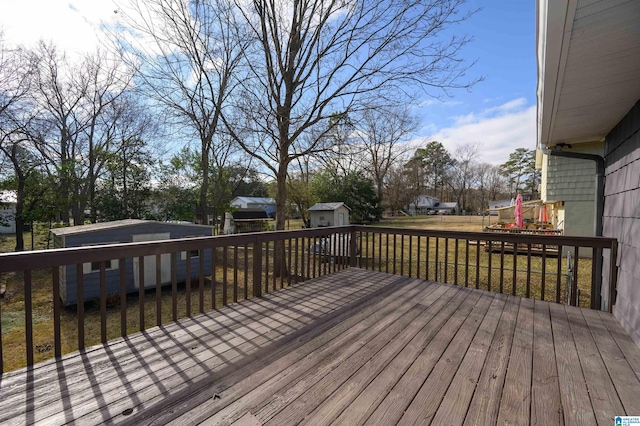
[50,219,214,306]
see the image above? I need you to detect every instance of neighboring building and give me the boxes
[537,0,640,344]
[308,203,350,228]
[0,190,17,234]
[230,197,277,218]
[408,195,439,215]
[222,210,273,234]
[488,200,512,216]
[194,204,215,225]
[433,202,458,215]
[50,219,214,306]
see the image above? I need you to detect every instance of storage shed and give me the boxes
[50,219,214,306]
[0,190,17,234]
[308,202,350,228]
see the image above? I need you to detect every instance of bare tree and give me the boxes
[446,142,479,213]
[0,37,43,250]
[115,0,248,225]
[383,164,414,214]
[225,0,480,231]
[314,112,363,177]
[32,43,132,225]
[486,163,507,202]
[355,105,418,201]
[475,162,507,213]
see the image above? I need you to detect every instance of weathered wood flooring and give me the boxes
[2,268,640,425]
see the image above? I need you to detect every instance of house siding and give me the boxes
[544,142,603,202]
[604,99,640,346]
[541,142,604,238]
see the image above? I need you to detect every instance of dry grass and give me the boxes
[375,214,488,232]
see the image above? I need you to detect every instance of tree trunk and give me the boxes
[200,142,209,225]
[273,165,289,277]
[14,174,26,252]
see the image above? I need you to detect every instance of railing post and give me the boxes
[349,227,358,267]
[253,239,263,297]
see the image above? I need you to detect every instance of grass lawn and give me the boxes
[0,215,592,372]
[374,214,488,232]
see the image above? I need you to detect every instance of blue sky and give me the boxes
[411,0,537,164]
[0,0,537,165]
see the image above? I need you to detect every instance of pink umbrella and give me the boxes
[515,193,524,228]
[538,204,548,223]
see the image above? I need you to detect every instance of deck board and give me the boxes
[565,305,625,424]
[463,294,520,425]
[582,308,640,415]
[496,297,534,424]
[171,278,436,426]
[549,302,598,425]
[429,293,507,425]
[530,300,563,425]
[363,287,481,425]
[2,268,640,425]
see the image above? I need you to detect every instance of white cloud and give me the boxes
[418,99,436,107]
[410,101,536,165]
[486,97,527,114]
[0,0,118,53]
[417,99,463,108]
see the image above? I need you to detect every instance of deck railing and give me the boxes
[0,225,617,373]
[352,226,618,311]
[0,227,351,373]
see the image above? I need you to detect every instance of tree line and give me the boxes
[1,0,537,252]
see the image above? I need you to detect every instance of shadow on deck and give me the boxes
[1,268,639,425]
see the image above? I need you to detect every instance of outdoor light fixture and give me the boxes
[553,143,572,151]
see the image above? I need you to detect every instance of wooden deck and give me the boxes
[2,268,640,425]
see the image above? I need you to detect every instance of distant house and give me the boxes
[230,197,276,218]
[308,203,350,228]
[488,200,512,216]
[50,219,214,306]
[0,190,17,234]
[434,202,458,214]
[408,195,439,215]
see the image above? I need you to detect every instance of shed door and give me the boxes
[338,213,345,226]
[132,233,171,289]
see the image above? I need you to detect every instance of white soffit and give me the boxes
[537,0,640,148]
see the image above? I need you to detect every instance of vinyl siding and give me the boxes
[604,99,640,347]
[544,142,604,202]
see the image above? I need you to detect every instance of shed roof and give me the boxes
[308,202,350,211]
[49,219,213,236]
[0,190,17,204]
[232,197,276,205]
